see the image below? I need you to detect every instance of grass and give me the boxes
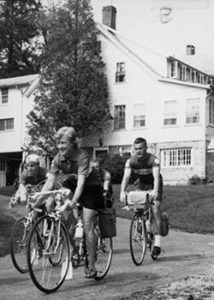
[113,183,214,234]
[0,183,214,257]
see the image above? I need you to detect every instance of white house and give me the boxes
[0,74,40,186]
[1,3,214,186]
[80,6,214,185]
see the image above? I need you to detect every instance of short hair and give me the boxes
[55,127,77,144]
[134,137,147,145]
[25,154,40,165]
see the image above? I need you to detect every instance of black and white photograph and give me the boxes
[0,0,214,299]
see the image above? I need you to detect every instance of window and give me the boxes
[186,45,195,56]
[115,62,126,83]
[0,157,6,171]
[169,61,177,78]
[186,98,200,124]
[114,105,125,130]
[1,88,8,104]
[163,101,177,125]
[0,118,14,131]
[161,148,191,167]
[209,98,214,125]
[133,104,146,127]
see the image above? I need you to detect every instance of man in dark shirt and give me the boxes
[120,137,163,258]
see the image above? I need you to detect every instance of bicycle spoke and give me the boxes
[94,227,113,280]
[28,216,70,293]
[10,217,32,273]
[130,215,147,266]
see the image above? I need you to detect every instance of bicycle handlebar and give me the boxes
[30,187,71,198]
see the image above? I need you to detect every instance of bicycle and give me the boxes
[124,190,157,266]
[9,180,61,274]
[27,189,113,294]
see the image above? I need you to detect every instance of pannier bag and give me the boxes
[127,191,149,209]
[160,212,170,237]
[98,207,117,238]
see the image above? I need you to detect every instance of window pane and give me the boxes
[161,148,191,167]
[134,104,146,127]
[114,105,125,130]
[115,62,126,83]
[0,120,4,131]
[0,118,14,131]
[0,157,6,171]
[1,88,8,104]
[6,118,14,129]
[186,98,200,124]
[164,101,177,125]
[209,98,214,125]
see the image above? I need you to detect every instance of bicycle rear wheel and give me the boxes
[94,225,113,280]
[10,216,32,273]
[27,215,70,293]
[129,213,147,266]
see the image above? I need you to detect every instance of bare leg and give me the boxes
[82,207,96,272]
[152,200,161,235]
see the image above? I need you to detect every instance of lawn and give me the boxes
[113,183,214,234]
[0,183,214,257]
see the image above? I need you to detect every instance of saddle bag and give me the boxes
[126,191,150,209]
[98,206,117,239]
[160,211,170,237]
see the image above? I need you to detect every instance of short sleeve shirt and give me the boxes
[49,148,90,177]
[129,153,161,186]
[19,167,47,185]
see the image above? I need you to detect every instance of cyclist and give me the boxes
[33,126,100,278]
[12,154,48,205]
[86,158,113,207]
[120,137,163,258]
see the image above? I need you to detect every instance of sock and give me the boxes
[154,235,161,248]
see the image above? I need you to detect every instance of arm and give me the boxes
[151,165,160,199]
[120,159,132,202]
[34,172,56,207]
[103,170,111,191]
[59,174,87,211]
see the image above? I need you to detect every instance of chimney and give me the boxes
[102,6,117,29]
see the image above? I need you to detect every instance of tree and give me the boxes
[0,0,42,78]
[27,0,112,156]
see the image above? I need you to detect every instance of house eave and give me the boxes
[158,76,209,89]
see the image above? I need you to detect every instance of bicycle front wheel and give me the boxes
[129,214,147,266]
[27,215,70,293]
[10,216,32,273]
[94,225,113,280]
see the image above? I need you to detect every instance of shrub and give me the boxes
[99,154,127,184]
[188,175,206,185]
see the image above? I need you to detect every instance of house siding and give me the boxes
[81,31,208,184]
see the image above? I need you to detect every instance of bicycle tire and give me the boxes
[129,213,147,266]
[10,216,33,273]
[27,215,70,293]
[94,225,113,280]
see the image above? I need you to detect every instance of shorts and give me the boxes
[79,185,105,210]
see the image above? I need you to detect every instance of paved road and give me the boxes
[0,197,214,300]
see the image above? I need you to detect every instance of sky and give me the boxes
[90,0,214,57]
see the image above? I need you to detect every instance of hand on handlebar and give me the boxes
[56,199,76,213]
[120,192,127,203]
[149,190,158,201]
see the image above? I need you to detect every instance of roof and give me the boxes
[177,54,214,76]
[96,22,162,78]
[0,74,40,88]
[97,23,212,88]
